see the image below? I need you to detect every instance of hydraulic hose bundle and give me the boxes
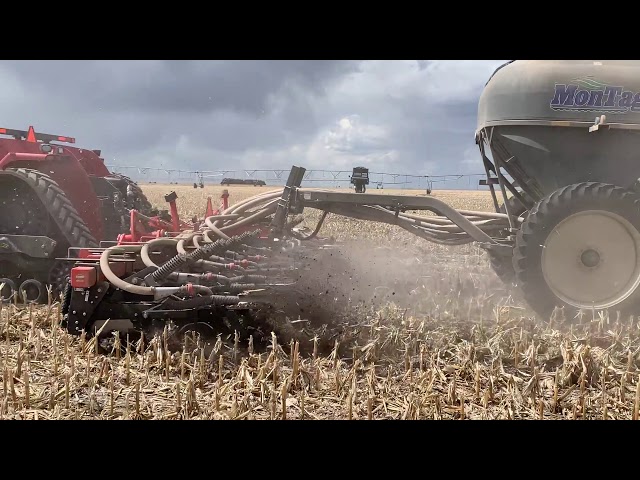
[100,229,266,297]
[62,180,525,341]
[293,188,521,246]
[97,184,517,313]
[198,186,518,247]
[104,184,519,296]
[146,229,261,283]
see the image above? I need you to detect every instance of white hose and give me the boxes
[177,234,201,254]
[140,238,179,268]
[100,245,155,295]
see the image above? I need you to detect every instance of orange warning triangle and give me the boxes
[205,197,214,217]
[26,126,37,142]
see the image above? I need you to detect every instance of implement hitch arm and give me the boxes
[270,166,514,254]
[295,190,495,244]
[270,166,307,237]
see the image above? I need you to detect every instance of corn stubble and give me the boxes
[1,186,639,420]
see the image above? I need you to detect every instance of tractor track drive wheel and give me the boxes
[513,182,640,320]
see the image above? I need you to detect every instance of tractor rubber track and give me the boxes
[1,168,98,249]
[512,182,640,320]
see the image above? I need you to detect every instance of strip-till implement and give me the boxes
[45,164,517,349]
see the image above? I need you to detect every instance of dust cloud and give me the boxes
[253,239,515,354]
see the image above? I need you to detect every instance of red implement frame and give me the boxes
[116,189,240,245]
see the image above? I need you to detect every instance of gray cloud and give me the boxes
[0,60,506,186]
[3,60,359,115]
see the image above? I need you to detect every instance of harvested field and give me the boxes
[1,185,640,420]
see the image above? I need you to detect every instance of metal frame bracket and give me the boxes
[589,115,609,133]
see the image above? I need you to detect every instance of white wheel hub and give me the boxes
[541,210,640,309]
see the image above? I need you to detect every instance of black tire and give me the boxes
[487,194,529,285]
[513,182,640,320]
[110,173,157,217]
[0,180,52,237]
[3,168,98,248]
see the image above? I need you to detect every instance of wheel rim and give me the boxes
[0,278,16,302]
[19,280,45,303]
[177,322,216,350]
[178,322,216,337]
[541,209,640,309]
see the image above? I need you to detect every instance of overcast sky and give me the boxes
[0,60,507,186]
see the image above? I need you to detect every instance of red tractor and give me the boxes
[0,126,164,302]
